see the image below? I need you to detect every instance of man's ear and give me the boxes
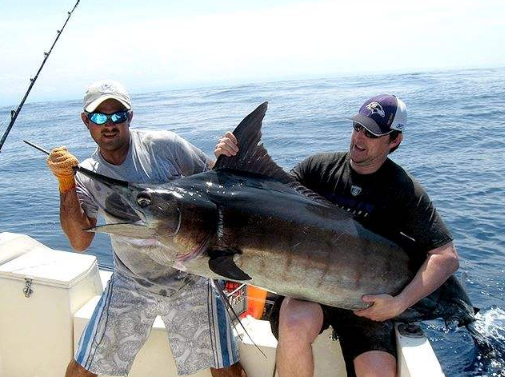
[390,132,403,149]
[128,111,133,122]
[81,112,89,129]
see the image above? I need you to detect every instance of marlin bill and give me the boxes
[75,102,476,327]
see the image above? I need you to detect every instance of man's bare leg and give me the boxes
[276,298,324,377]
[65,360,97,377]
[211,361,247,377]
[354,351,396,377]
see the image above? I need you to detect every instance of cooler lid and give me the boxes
[0,247,98,288]
[0,232,50,265]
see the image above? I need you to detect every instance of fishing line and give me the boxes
[0,0,81,154]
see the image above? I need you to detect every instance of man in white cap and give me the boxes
[47,79,247,377]
[215,94,459,377]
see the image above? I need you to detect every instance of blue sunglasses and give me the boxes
[86,110,130,125]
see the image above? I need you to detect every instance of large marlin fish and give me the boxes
[76,102,476,327]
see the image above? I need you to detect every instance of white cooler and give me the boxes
[0,232,103,377]
[0,232,50,264]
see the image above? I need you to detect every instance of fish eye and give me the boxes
[136,191,152,208]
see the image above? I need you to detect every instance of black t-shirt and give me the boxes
[291,152,453,269]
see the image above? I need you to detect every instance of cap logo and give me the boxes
[351,185,362,197]
[366,102,385,118]
[97,83,116,94]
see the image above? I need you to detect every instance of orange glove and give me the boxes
[46,146,79,193]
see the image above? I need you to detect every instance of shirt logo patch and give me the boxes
[351,185,362,197]
[366,102,386,118]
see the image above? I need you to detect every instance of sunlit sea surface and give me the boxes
[1,68,504,376]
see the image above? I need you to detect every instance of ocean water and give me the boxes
[1,67,504,376]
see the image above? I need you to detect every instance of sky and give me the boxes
[0,0,504,107]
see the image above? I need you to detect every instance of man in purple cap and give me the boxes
[215,94,459,377]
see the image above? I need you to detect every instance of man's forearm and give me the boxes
[354,242,460,321]
[60,190,95,252]
[396,242,459,309]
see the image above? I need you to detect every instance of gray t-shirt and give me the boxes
[75,129,211,295]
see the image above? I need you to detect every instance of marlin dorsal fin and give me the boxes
[214,102,335,205]
[213,102,295,185]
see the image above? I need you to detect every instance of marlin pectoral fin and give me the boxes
[208,249,251,281]
[86,223,157,239]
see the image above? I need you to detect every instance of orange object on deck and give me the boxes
[245,285,268,319]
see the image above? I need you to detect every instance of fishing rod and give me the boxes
[23,140,51,155]
[0,0,81,153]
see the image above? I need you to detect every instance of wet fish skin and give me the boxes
[80,166,413,310]
[76,102,476,326]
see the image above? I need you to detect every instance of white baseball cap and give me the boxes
[83,79,132,112]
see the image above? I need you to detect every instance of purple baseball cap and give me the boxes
[350,94,407,136]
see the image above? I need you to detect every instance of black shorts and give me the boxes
[268,296,396,377]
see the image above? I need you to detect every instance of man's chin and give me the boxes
[99,139,120,150]
[350,152,366,165]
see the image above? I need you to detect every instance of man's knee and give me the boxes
[278,298,324,343]
[210,361,247,377]
[354,351,396,377]
[65,359,97,377]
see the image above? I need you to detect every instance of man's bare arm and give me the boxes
[60,189,96,252]
[47,146,96,252]
[395,242,459,308]
[355,242,459,321]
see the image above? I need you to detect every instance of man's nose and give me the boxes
[355,127,366,140]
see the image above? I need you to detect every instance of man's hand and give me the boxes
[214,131,239,158]
[46,146,79,193]
[354,294,408,322]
